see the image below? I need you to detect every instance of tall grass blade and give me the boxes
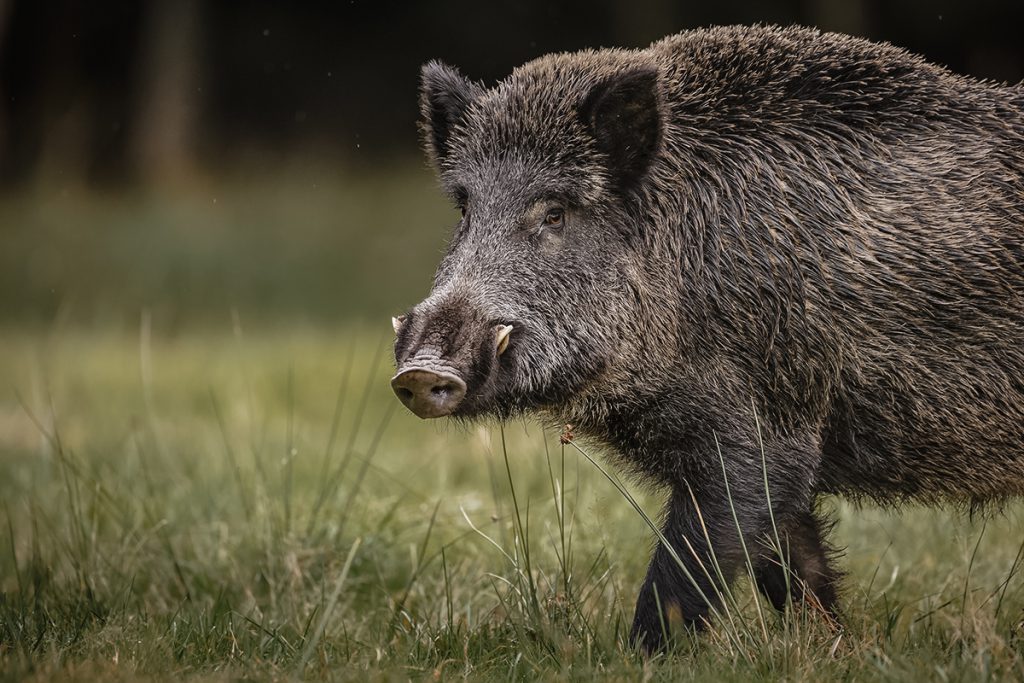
[298,537,362,671]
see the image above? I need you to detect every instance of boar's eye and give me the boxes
[542,207,564,230]
[453,188,469,219]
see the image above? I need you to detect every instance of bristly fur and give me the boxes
[395,25,1024,652]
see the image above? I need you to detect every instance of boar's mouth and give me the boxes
[391,322,515,419]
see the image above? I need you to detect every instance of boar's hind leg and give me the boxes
[754,508,840,617]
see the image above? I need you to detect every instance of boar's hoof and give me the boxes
[391,368,467,418]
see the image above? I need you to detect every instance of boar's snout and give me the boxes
[392,299,518,419]
[391,368,467,419]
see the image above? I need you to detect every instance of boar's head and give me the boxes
[392,56,666,421]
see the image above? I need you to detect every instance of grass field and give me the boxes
[1,174,1023,680]
[2,325,1023,681]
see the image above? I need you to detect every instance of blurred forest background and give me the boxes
[1,0,1023,329]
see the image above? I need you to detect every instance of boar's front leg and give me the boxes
[629,485,755,652]
[628,435,819,653]
[628,487,727,652]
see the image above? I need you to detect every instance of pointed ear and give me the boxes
[578,67,662,192]
[419,61,484,168]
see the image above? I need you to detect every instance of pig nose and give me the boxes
[391,368,467,418]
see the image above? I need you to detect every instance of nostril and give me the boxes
[396,387,414,402]
[431,384,453,396]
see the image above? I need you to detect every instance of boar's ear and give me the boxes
[419,61,484,168]
[578,67,662,192]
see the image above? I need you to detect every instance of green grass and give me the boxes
[1,326,1023,681]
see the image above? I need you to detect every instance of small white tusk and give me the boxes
[392,316,405,334]
[495,324,513,356]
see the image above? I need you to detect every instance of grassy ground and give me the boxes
[1,326,1023,681]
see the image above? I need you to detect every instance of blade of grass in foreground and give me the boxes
[499,423,543,622]
[307,341,356,536]
[297,537,362,671]
[307,334,389,536]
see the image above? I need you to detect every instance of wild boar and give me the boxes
[391,25,1024,651]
